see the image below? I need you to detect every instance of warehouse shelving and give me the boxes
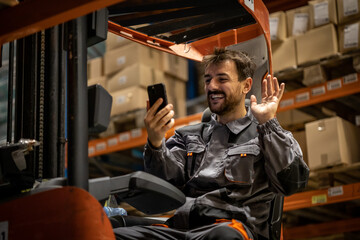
[283,182,360,239]
[1,0,360,239]
[278,72,360,112]
[284,182,360,212]
[88,112,202,157]
[88,70,360,157]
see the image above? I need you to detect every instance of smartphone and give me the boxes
[147,83,168,113]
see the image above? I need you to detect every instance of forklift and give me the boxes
[0,1,280,239]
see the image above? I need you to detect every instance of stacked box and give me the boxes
[276,109,316,128]
[104,42,161,76]
[305,116,360,169]
[161,52,189,81]
[338,19,360,53]
[102,33,188,121]
[106,64,164,92]
[88,76,107,88]
[164,74,187,118]
[286,6,311,37]
[269,11,287,42]
[87,57,108,91]
[106,32,133,51]
[87,57,103,79]
[110,86,148,116]
[295,24,338,65]
[271,37,297,72]
[309,0,338,28]
[292,131,309,166]
[302,64,328,86]
[337,0,360,24]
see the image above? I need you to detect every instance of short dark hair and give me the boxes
[202,48,256,81]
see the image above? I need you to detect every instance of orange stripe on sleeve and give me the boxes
[151,224,169,228]
[215,219,231,224]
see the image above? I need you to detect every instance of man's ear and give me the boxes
[243,77,253,94]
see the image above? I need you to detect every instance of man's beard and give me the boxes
[207,91,241,116]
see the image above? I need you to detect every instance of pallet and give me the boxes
[99,108,147,138]
[306,162,360,190]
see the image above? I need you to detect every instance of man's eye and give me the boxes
[205,79,211,84]
[219,78,228,82]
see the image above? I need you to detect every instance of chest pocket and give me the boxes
[224,144,261,185]
[185,137,206,177]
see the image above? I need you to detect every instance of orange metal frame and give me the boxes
[108,0,272,71]
[283,182,360,239]
[278,73,360,112]
[0,186,115,239]
[0,0,127,45]
[284,217,360,240]
[283,182,360,212]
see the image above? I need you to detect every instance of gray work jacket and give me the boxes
[144,107,309,238]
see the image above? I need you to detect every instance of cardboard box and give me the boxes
[292,131,309,165]
[286,6,311,37]
[106,32,133,51]
[87,57,103,79]
[302,64,327,86]
[106,64,164,93]
[305,116,360,169]
[110,86,148,116]
[272,37,297,73]
[296,24,338,65]
[88,76,107,89]
[276,109,316,127]
[309,0,338,28]
[337,0,360,24]
[338,20,360,53]
[161,52,189,81]
[269,11,287,42]
[104,43,161,76]
[164,74,187,118]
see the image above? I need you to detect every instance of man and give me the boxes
[114,48,309,240]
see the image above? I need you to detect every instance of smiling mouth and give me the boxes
[209,93,225,101]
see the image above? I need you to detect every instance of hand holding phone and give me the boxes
[145,83,174,148]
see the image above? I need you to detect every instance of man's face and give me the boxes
[204,60,247,116]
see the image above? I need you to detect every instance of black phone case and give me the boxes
[147,83,168,112]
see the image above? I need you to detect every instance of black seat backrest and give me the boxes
[268,194,284,240]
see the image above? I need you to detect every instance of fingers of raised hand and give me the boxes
[263,75,284,100]
[267,75,274,97]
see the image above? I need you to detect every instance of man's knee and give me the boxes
[203,225,245,240]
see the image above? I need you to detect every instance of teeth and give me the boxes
[211,94,224,99]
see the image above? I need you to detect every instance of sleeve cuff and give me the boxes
[257,118,283,135]
[146,138,165,150]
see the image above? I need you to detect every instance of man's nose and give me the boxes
[207,79,219,91]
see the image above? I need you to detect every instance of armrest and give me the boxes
[89,171,185,215]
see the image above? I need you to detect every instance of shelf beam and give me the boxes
[278,73,360,112]
[284,182,360,212]
[0,0,126,45]
[283,217,360,240]
[88,112,202,157]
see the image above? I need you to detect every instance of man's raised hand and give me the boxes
[250,75,285,124]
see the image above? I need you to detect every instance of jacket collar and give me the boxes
[208,105,257,135]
